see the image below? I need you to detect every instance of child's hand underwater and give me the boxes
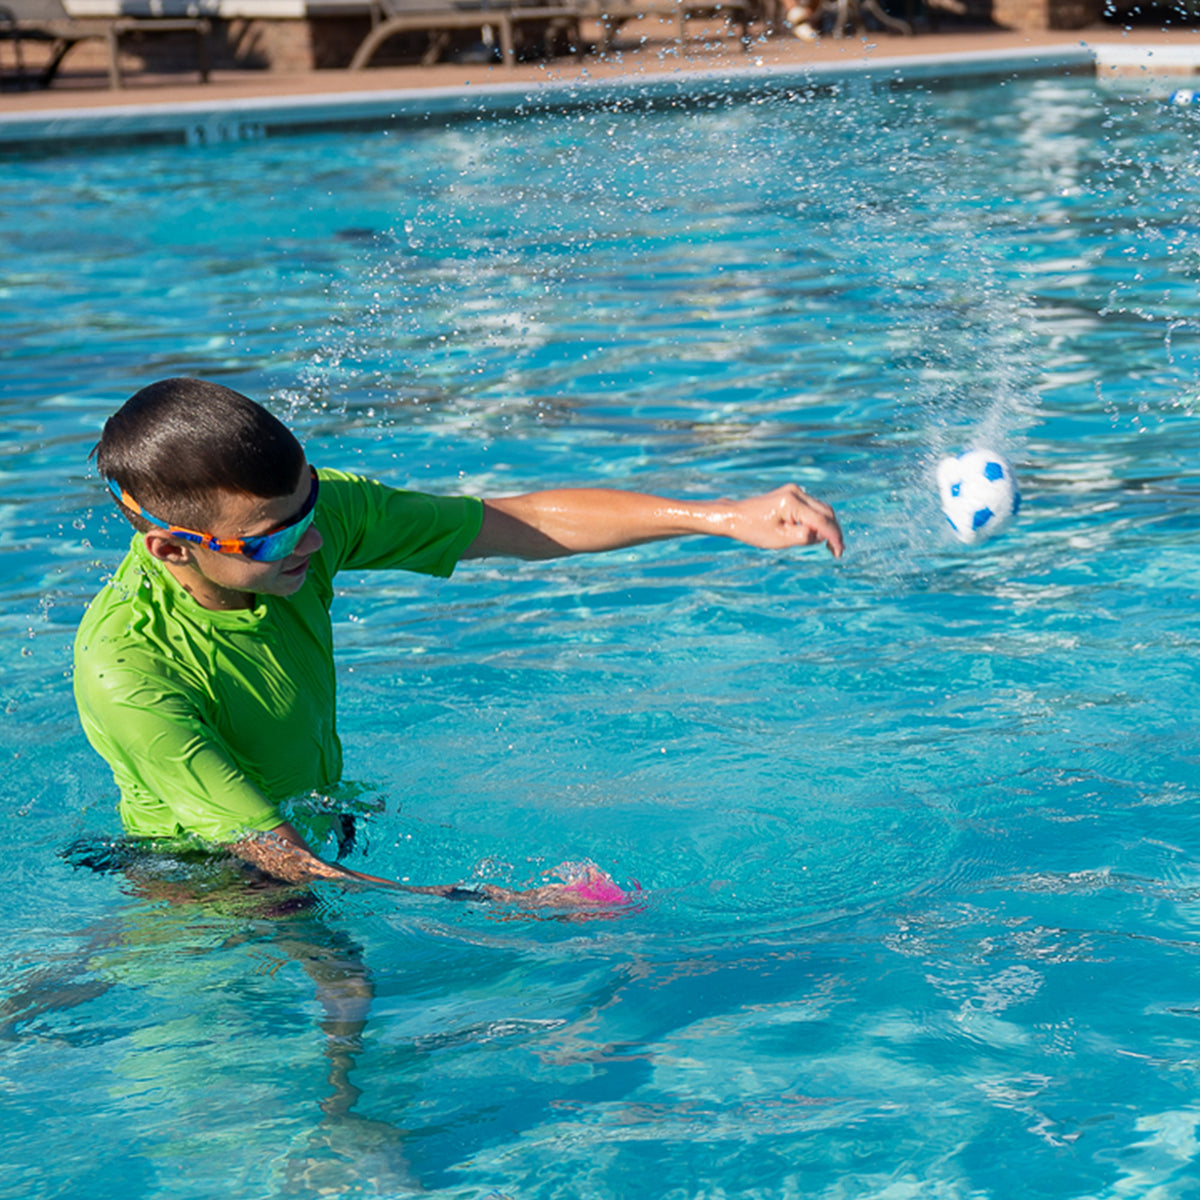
[480,863,637,909]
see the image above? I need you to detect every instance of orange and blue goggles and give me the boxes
[106,467,320,563]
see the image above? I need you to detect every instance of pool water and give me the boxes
[4,69,1200,1198]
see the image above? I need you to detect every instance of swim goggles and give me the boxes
[106,466,320,563]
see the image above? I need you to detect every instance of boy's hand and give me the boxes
[726,484,844,557]
[480,864,634,909]
[468,485,844,561]
[477,882,623,909]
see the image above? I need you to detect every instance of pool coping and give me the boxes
[0,42,1141,149]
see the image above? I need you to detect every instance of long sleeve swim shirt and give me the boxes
[73,469,483,844]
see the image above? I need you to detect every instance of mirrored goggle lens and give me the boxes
[242,507,317,562]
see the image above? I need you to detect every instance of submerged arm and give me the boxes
[228,822,601,907]
[229,822,481,896]
[462,484,844,561]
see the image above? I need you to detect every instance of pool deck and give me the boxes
[1,24,1199,116]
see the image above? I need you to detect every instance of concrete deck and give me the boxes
[1,22,1198,114]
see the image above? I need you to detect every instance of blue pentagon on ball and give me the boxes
[936,449,1020,545]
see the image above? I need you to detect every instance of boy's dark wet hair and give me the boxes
[95,378,305,532]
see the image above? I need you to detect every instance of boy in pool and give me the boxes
[74,378,844,906]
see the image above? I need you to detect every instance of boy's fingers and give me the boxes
[793,487,836,520]
[785,487,844,557]
[807,515,844,557]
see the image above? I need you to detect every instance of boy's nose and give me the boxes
[296,524,323,557]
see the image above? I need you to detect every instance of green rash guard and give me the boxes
[73,468,483,845]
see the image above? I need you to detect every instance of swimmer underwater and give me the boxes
[73,378,844,908]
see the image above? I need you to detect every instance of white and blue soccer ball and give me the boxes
[936,449,1020,545]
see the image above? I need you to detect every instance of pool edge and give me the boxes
[0,43,1103,151]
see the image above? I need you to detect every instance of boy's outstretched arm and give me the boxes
[231,822,424,888]
[462,484,844,561]
[229,822,595,907]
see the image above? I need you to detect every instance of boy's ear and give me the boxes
[143,530,194,566]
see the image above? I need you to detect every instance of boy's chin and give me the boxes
[272,561,310,591]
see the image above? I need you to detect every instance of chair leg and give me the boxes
[736,6,752,49]
[37,36,76,86]
[859,0,911,31]
[10,32,28,86]
[106,26,122,88]
[496,14,514,66]
[195,24,209,81]
[349,19,398,68]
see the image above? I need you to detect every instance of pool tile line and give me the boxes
[0,43,1100,150]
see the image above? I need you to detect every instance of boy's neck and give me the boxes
[165,561,256,611]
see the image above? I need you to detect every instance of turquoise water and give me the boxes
[4,70,1200,1197]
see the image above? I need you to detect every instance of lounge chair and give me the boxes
[0,0,210,88]
[581,0,759,53]
[348,0,758,67]
[349,0,583,70]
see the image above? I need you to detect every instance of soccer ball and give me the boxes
[936,449,1020,545]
